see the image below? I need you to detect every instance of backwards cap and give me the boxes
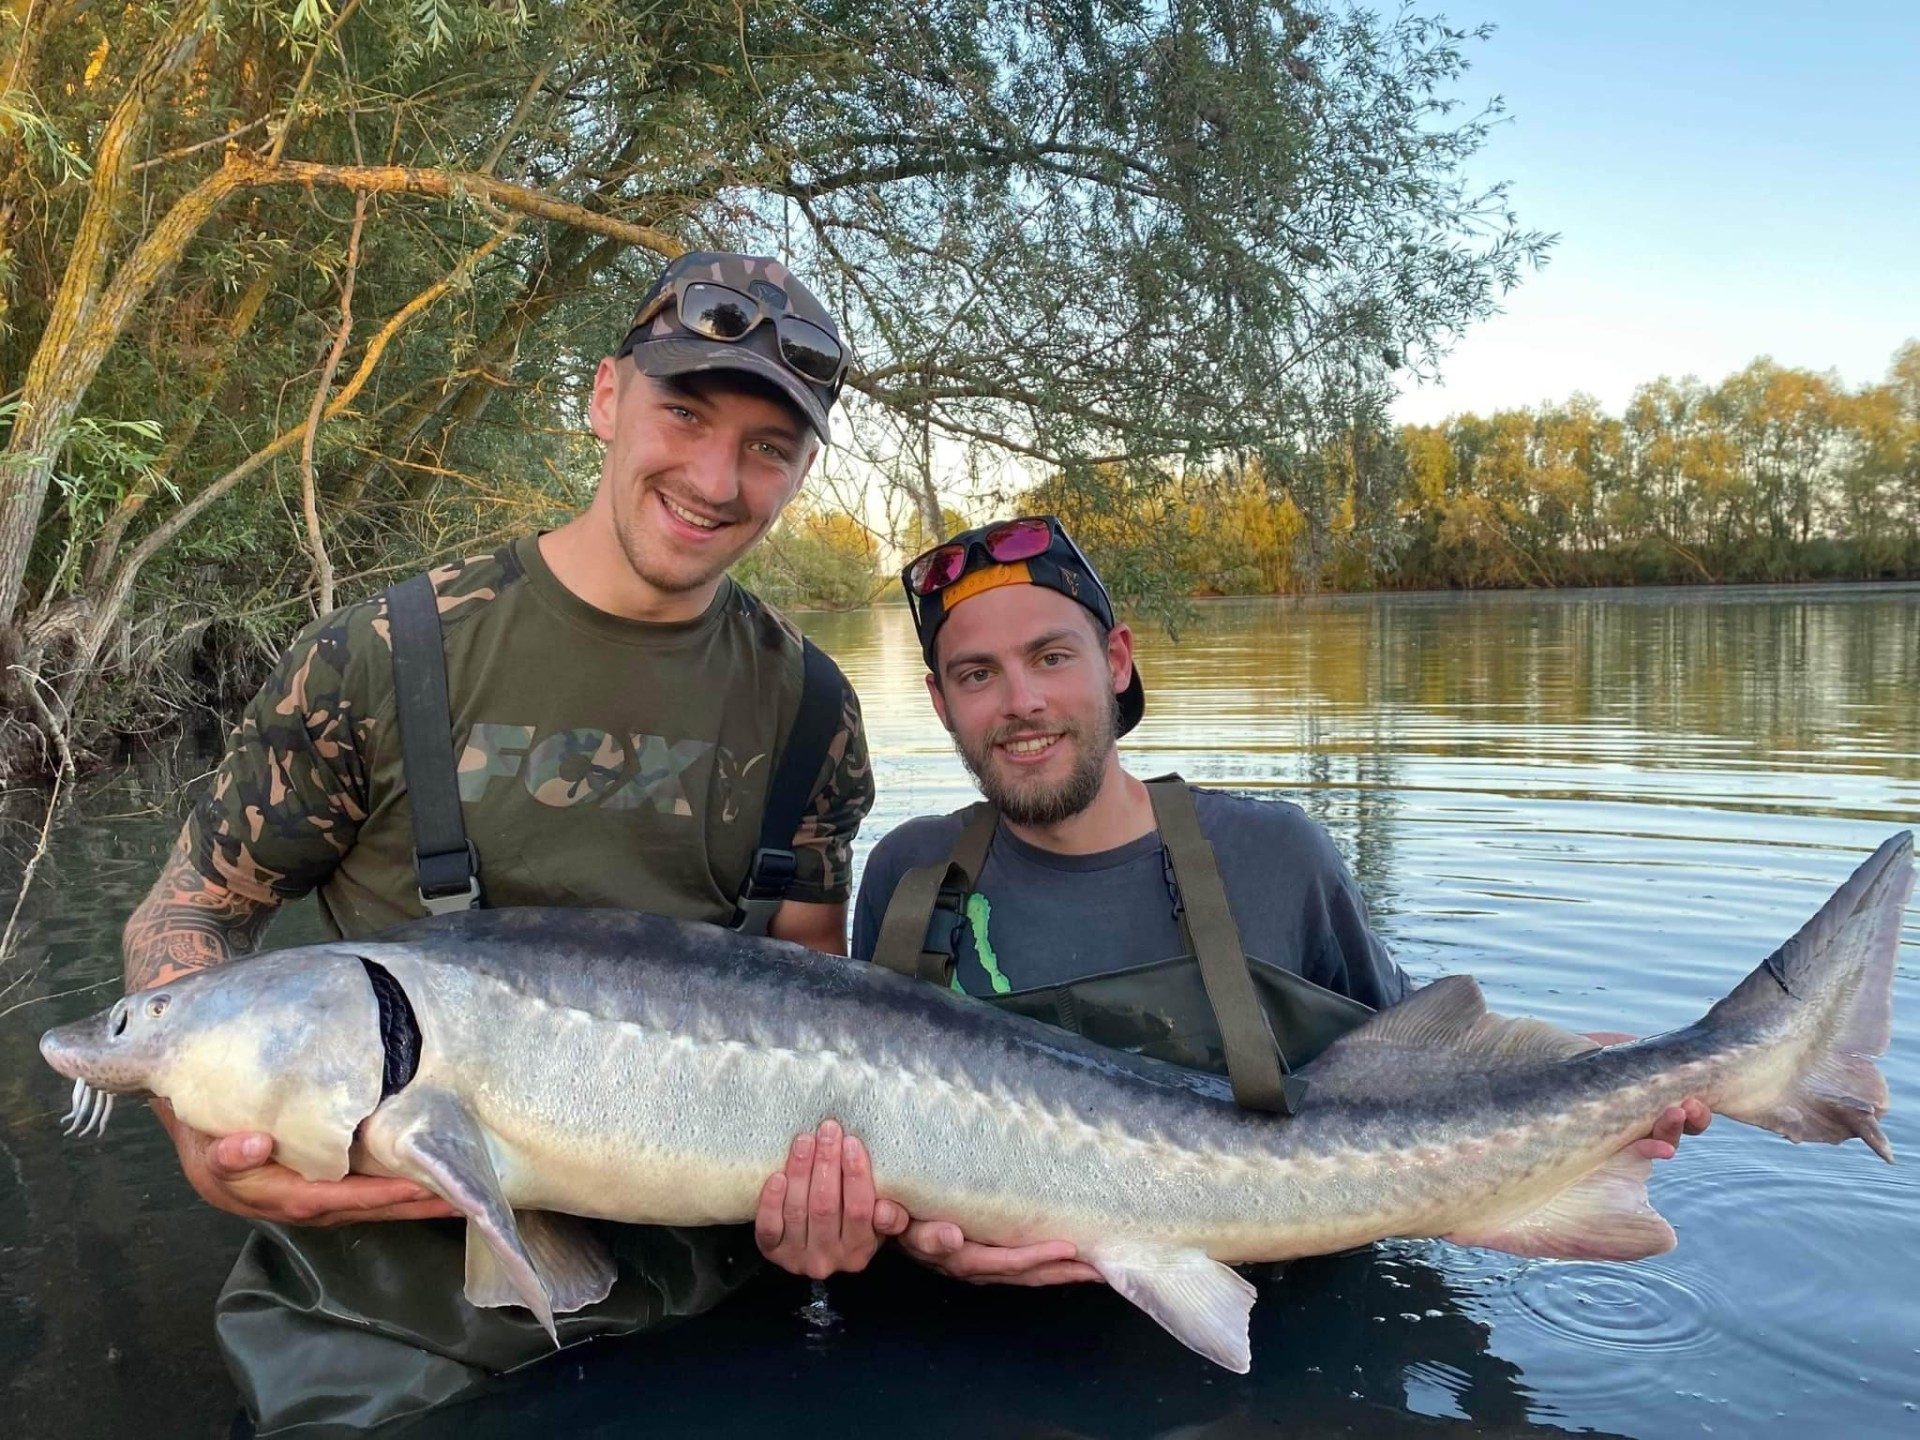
[905,517,1145,737]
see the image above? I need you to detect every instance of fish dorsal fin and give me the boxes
[1341,975,1599,1064]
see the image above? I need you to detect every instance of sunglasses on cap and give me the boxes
[901,514,1113,618]
[619,278,848,390]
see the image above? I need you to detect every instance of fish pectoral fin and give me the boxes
[361,1085,557,1342]
[465,1210,615,1317]
[1087,1243,1258,1374]
[1445,1150,1677,1261]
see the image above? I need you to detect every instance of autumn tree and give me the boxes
[0,0,1544,775]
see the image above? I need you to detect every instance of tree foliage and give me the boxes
[1391,347,1920,589]
[0,0,1540,775]
[1053,345,1919,598]
[729,506,881,611]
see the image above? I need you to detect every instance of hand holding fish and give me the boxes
[40,833,1909,1371]
[754,1119,910,1279]
[1580,1033,1713,1159]
[153,1099,455,1226]
[896,1221,1104,1286]
[1629,1099,1711,1158]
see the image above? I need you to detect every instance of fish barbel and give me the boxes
[40,832,1912,1371]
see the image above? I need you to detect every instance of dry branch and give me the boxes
[298,193,368,617]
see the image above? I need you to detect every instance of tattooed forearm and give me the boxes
[123,847,279,993]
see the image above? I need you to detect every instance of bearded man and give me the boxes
[844,514,1705,1288]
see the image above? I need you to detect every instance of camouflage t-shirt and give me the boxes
[184,535,874,939]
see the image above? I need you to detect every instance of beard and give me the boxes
[956,694,1119,827]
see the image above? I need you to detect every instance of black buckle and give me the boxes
[743,846,798,899]
[920,881,970,958]
[416,842,482,916]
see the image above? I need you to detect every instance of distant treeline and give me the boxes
[1381,346,1920,591]
[749,345,1920,608]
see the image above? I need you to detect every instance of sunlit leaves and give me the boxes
[1392,348,1920,587]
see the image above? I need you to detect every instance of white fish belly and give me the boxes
[433,997,1305,1250]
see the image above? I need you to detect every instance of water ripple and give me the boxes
[1502,1259,1720,1358]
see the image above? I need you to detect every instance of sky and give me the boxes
[1390,2,1920,424]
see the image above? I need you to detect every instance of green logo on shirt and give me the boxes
[456,722,738,816]
[965,892,1013,995]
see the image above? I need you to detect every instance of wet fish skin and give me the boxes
[39,832,1911,1372]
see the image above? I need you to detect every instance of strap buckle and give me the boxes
[923,880,969,956]
[416,841,482,917]
[742,846,798,898]
[419,875,481,917]
[732,847,798,934]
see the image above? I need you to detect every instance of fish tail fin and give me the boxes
[1700,832,1911,1162]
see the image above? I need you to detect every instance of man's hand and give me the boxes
[754,1119,909,1279]
[1580,1032,1712,1162]
[1627,1098,1712,1161]
[897,1221,1104,1287]
[154,1099,455,1226]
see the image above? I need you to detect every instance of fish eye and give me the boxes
[110,1004,128,1037]
[146,995,170,1020]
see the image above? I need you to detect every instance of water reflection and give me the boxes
[394,1245,1613,1440]
[3,585,1917,1437]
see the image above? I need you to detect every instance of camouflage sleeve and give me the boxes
[182,599,387,903]
[785,678,875,905]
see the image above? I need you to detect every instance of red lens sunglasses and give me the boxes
[904,516,1059,595]
[902,514,1113,622]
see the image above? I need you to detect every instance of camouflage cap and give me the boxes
[616,252,845,441]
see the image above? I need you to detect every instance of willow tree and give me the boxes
[0,0,1541,775]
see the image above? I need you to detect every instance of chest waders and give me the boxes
[214,573,850,1436]
[870,778,1376,1113]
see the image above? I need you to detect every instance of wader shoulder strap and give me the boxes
[733,637,847,935]
[1146,777,1305,1115]
[870,804,999,982]
[385,573,481,915]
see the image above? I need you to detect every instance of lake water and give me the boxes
[3,584,1917,1438]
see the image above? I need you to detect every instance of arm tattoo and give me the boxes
[122,849,279,993]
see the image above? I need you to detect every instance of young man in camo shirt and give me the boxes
[118,252,888,1430]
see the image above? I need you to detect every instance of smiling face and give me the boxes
[928,583,1134,827]
[586,360,818,609]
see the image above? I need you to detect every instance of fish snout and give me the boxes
[40,1000,155,1141]
[39,997,152,1093]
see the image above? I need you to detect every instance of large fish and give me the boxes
[39,833,1912,1373]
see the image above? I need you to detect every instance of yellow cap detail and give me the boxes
[938,560,1033,611]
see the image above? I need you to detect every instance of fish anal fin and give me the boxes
[1318,974,1599,1068]
[1726,1057,1894,1162]
[1446,1151,1676,1261]
[360,1086,557,1341]
[1088,1243,1258,1374]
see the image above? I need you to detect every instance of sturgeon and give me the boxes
[40,832,1912,1373]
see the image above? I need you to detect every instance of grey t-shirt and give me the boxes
[852,788,1410,1010]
